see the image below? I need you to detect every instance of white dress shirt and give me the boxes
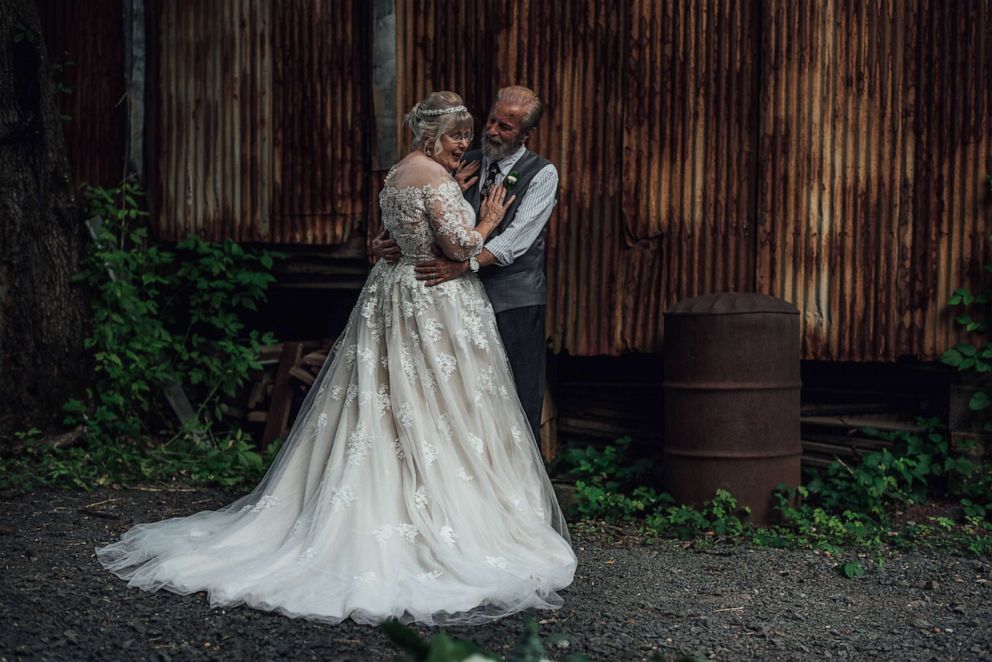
[478,145,558,266]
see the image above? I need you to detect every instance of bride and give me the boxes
[97,91,577,626]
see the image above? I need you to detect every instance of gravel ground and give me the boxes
[1,485,991,661]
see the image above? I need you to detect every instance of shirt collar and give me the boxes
[484,144,526,174]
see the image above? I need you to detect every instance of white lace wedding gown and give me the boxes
[96,159,577,626]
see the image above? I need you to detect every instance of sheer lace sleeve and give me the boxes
[423,179,483,262]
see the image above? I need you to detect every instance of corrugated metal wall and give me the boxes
[621,0,759,353]
[366,0,498,243]
[147,0,369,244]
[38,0,126,188]
[390,0,991,360]
[756,0,992,361]
[495,0,628,357]
[393,0,495,149]
[914,0,992,361]
[53,1,989,361]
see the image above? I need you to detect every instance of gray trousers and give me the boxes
[494,305,546,447]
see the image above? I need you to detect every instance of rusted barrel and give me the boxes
[662,293,801,524]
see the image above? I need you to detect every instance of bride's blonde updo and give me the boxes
[404,91,473,157]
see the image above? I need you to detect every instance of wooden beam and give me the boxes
[261,342,303,450]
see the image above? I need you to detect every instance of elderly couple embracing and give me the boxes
[97,86,576,626]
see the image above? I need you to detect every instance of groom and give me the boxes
[374,86,558,446]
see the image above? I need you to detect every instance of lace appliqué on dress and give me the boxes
[378,176,482,262]
[330,488,357,512]
[347,423,373,466]
[240,495,280,514]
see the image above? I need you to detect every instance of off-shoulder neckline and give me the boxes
[382,169,460,194]
[384,156,459,186]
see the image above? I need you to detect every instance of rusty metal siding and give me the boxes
[127,0,989,361]
[756,0,992,361]
[149,0,368,244]
[38,0,126,188]
[393,0,495,149]
[271,0,368,244]
[621,0,759,354]
[370,0,497,251]
[495,0,628,356]
[913,0,992,361]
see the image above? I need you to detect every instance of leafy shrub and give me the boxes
[562,438,748,539]
[753,485,883,554]
[67,181,283,444]
[803,419,980,519]
[644,489,749,539]
[941,229,992,423]
[1,181,285,491]
[762,420,989,553]
[559,431,990,556]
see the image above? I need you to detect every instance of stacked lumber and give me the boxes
[799,411,921,469]
[798,382,930,469]
[240,340,335,449]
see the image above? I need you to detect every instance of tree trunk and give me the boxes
[0,0,88,441]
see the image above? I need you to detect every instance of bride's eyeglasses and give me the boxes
[447,132,473,144]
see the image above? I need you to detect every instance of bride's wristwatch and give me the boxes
[468,256,480,272]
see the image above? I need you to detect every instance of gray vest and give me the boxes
[463,148,554,313]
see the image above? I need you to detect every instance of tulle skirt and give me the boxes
[97,259,576,626]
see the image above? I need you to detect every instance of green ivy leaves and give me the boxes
[563,439,748,538]
[942,262,992,411]
[840,561,865,579]
[0,182,288,491]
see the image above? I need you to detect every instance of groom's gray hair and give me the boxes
[495,86,543,132]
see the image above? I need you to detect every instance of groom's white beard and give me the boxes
[482,136,523,162]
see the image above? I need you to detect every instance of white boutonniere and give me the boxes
[504,171,520,190]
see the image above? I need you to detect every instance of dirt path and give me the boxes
[1,486,990,661]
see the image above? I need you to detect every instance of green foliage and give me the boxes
[69,181,283,446]
[564,436,669,522]
[561,430,991,556]
[941,232,992,424]
[802,419,978,519]
[839,561,865,579]
[562,436,652,489]
[961,497,988,520]
[754,486,883,554]
[563,439,748,539]
[2,181,285,491]
[644,489,749,540]
[572,482,672,522]
[13,22,40,45]
[50,50,74,121]
[378,622,495,661]
[1,431,281,492]
[762,420,990,555]
[891,517,992,556]
[378,616,587,662]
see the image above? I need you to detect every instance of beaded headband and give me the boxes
[419,105,467,116]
